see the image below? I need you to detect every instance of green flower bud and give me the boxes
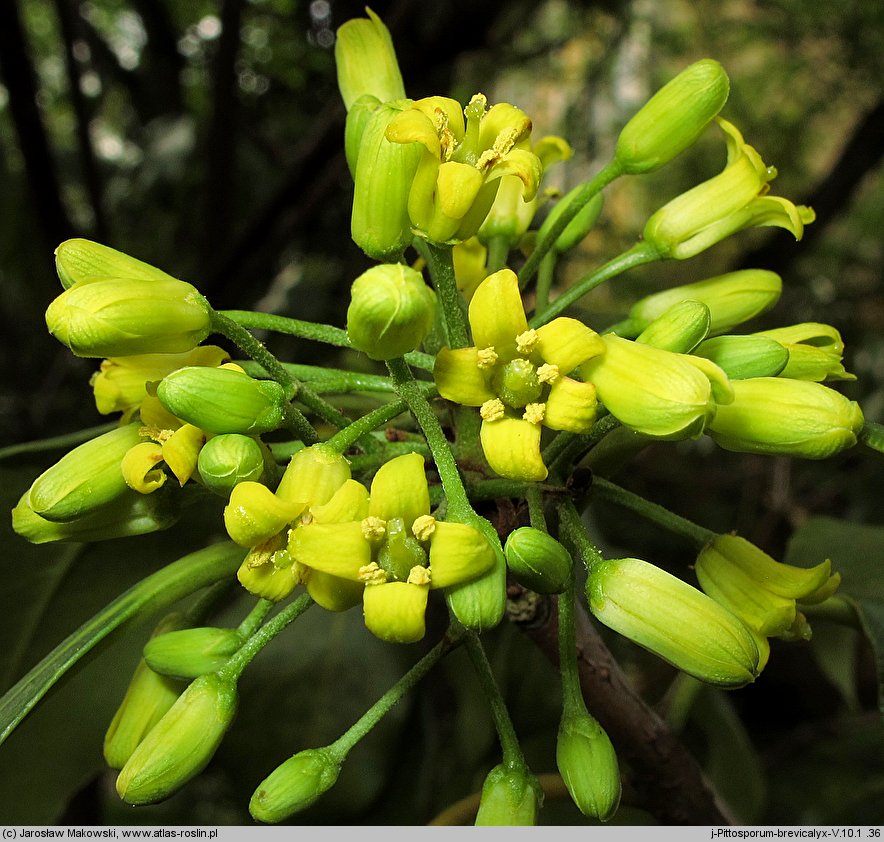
[615,59,729,174]
[557,710,621,821]
[693,334,789,379]
[754,322,856,382]
[116,672,238,805]
[157,366,288,435]
[45,277,212,358]
[536,185,604,255]
[334,8,405,112]
[587,557,760,688]
[55,238,178,290]
[627,270,782,337]
[475,763,543,826]
[344,94,382,177]
[347,263,436,360]
[445,540,507,632]
[504,526,573,594]
[350,99,423,261]
[707,377,864,459]
[26,423,144,522]
[142,627,245,680]
[249,748,342,824]
[635,299,712,353]
[197,434,269,496]
[104,613,188,770]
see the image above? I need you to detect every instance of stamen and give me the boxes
[412,514,436,542]
[523,402,546,425]
[537,363,560,384]
[516,329,539,355]
[359,562,387,584]
[477,346,498,368]
[361,516,387,541]
[407,565,431,586]
[480,398,506,422]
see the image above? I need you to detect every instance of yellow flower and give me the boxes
[434,269,604,481]
[385,94,543,244]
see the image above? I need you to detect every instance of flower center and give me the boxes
[492,358,542,408]
[376,516,429,582]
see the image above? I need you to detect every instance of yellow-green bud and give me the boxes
[504,526,573,594]
[707,377,864,459]
[347,263,436,360]
[197,434,269,496]
[350,99,423,261]
[104,613,187,770]
[587,557,761,687]
[249,748,342,824]
[556,710,621,821]
[26,423,144,522]
[445,539,507,632]
[334,8,405,112]
[635,299,712,353]
[142,627,245,680]
[627,270,782,337]
[615,59,729,174]
[157,366,287,435]
[754,322,856,382]
[537,185,604,255]
[116,672,238,805]
[474,763,543,826]
[693,334,789,379]
[54,238,178,290]
[344,94,382,177]
[45,277,212,358]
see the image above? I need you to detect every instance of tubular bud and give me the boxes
[693,334,790,379]
[250,748,342,824]
[615,59,730,174]
[197,434,269,496]
[54,238,178,290]
[116,672,238,805]
[635,299,712,353]
[587,557,761,687]
[143,627,245,680]
[474,763,543,826]
[504,527,573,594]
[347,263,436,360]
[753,322,856,382]
[157,366,288,436]
[46,277,212,358]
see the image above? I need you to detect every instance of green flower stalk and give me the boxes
[54,237,180,289]
[46,276,212,358]
[535,184,605,256]
[346,263,437,360]
[586,556,761,688]
[116,672,238,805]
[474,763,543,826]
[250,748,342,824]
[504,527,572,594]
[434,269,604,480]
[706,377,864,458]
[614,59,730,174]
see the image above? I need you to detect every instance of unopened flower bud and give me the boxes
[474,763,543,826]
[157,366,287,436]
[707,378,864,459]
[754,322,855,382]
[334,8,405,112]
[54,238,178,290]
[344,94,382,176]
[27,423,144,522]
[504,526,573,594]
[347,263,436,360]
[250,747,342,824]
[142,627,245,680]
[197,434,268,496]
[445,536,507,633]
[635,299,711,353]
[116,672,238,805]
[627,270,782,337]
[587,557,760,687]
[693,334,789,379]
[46,277,212,358]
[615,59,729,174]
[557,710,621,821]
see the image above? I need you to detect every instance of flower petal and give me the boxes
[485,148,542,202]
[544,376,597,433]
[536,317,605,372]
[363,581,428,643]
[162,424,205,486]
[310,479,370,524]
[436,161,485,219]
[368,453,430,525]
[306,569,365,612]
[428,521,495,588]
[480,416,547,481]
[288,521,370,579]
[468,269,528,358]
[478,103,532,150]
[385,107,441,156]
[434,346,495,406]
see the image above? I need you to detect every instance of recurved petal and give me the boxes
[363,581,429,644]
[434,346,495,406]
[544,377,597,433]
[468,269,528,358]
[478,103,532,150]
[310,479,370,524]
[480,416,547,481]
[288,521,370,580]
[428,521,495,589]
[485,149,543,202]
[536,317,605,372]
[385,107,441,157]
[436,161,485,219]
[368,452,430,525]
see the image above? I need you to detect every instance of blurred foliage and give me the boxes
[0,0,881,827]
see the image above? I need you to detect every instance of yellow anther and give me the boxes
[523,402,546,425]
[412,514,437,542]
[477,346,498,369]
[140,425,173,444]
[537,363,560,384]
[477,127,520,171]
[361,516,387,542]
[480,398,506,422]
[297,510,314,527]
[359,562,388,585]
[516,329,540,355]
[407,565,431,586]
